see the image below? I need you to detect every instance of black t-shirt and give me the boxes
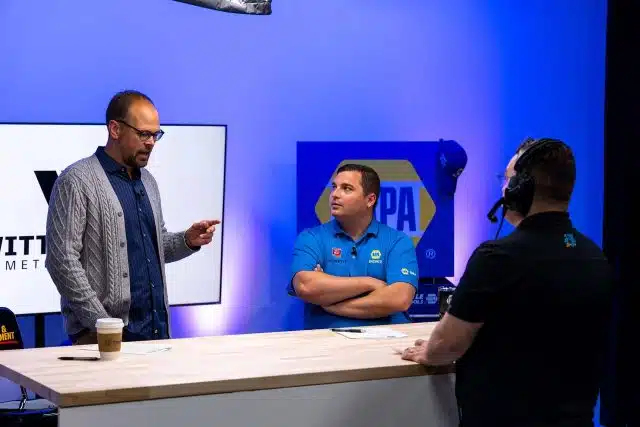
[448,212,613,427]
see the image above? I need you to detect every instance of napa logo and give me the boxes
[369,249,382,264]
[314,160,436,246]
[401,267,417,276]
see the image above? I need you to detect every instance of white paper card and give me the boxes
[332,328,408,339]
[79,342,172,355]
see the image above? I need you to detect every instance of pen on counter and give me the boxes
[58,356,100,361]
[331,328,364,333]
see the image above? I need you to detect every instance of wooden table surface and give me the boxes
[0,323,451,408]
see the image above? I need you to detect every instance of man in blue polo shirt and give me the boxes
[289,163,419,330]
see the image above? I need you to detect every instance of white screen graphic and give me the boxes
[0,124,226,315]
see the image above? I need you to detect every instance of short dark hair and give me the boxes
[105,90,154,124]
[335,163,381,206]
[515,137,576,203]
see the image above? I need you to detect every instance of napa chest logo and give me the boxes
[369,249,382,264]
[315,160,436,246]
[0,324,17,345]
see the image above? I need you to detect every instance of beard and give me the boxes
[125,151,150,169]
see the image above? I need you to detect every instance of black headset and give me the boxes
[503,137,566,217]
[487,137,566,226]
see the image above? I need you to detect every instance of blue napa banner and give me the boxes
[296,140,466,279]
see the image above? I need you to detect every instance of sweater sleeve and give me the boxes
[45,171,110,329]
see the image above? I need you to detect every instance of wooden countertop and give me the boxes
[0,323,452,408]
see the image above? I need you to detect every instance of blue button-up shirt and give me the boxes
[95,147,168,341]
[289,219,419,329]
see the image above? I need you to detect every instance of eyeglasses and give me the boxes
[116,120,164,142]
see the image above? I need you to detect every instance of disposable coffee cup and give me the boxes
[95,318,124,360]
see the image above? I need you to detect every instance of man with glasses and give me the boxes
[45,90,220,344]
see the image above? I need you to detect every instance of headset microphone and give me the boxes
[487,197,508,239]
[487,197,505,223]
[487,137,565,239]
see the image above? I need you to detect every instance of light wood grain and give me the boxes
[0,323,451,408]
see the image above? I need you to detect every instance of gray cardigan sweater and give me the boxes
[45,154,195,337]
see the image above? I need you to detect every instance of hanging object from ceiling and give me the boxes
[172,0,272,15]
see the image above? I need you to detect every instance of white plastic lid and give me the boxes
[95,318,124,329]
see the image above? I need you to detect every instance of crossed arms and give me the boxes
[292,270,415,318]
[289,231,418,319]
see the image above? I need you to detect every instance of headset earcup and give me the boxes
[504,174,535,217]
[504,176,520,211]
[501,137,563,220]
[516,176,535,216]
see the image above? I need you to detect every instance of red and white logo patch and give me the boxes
[332,247,342,258]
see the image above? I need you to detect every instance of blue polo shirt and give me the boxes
[95,147,168,341]
[288,219,419,330]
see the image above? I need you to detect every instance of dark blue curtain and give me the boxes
[600,0,638,425]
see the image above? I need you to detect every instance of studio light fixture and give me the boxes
[172,0,272,15]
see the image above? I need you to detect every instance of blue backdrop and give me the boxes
[0,0,607,419]
[297,141,456,279]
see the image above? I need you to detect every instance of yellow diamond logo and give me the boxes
[314,160,436,246]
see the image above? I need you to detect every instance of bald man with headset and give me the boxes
[400,138,614,427]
